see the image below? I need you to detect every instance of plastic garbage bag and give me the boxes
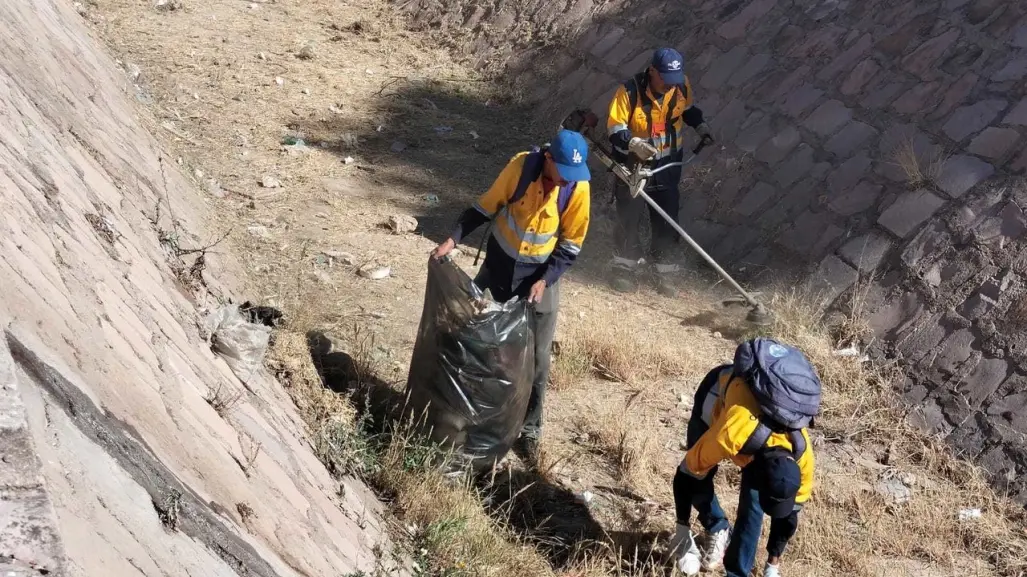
[405,257,535,472]
[205,304,272,384]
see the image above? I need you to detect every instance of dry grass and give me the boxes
[572,400,665,498]
[895,138,948,190]
[552,316,688,388]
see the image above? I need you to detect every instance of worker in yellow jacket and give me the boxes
[672,338,818,577]
[433,129,591,464]
[607,47,712,297]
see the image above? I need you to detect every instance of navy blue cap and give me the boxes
[549,129,591,182]
[652,47,686,86]
[754,451,801,518]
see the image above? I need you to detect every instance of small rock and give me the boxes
[74,2,87,15]
[329,105,343,114]
[390,140,407,153]
[370,311,387,319]
[247,225,270,239]
[302,88,311,95]
[154,0,183,11]
[358,266,391,280]
[260,175,282,188]
[204,178,224,198]
[386,214,418,234]
[343,156,355,164]
[127,63,143,82]
[322,250,357,266]
[469,130,480,139]
[365,68,374,75]
[712,331,722,339]
[248,2,259,9]
[275,77,285,86]
[876,477,912,505]
[193,168,204,179]
[679,438,689,450]
[297,43,316,60]
[257,52,268,61]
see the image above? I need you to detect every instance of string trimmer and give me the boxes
[561,109,772,326]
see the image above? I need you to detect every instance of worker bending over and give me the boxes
[433,129,592,465]
[672,338,819,577]
[607,47,712,297]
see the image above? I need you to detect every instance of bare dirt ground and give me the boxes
[80,0,1027,575]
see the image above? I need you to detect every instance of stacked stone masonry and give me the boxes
[401,0,1027,501]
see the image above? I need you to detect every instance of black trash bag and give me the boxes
[405,257,535,472]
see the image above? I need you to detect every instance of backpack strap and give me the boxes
[508,148,546,207]
[738,417,807,460]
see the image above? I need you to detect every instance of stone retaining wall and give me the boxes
[400,0,1027,501]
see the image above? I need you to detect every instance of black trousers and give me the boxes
[613,162,683,267]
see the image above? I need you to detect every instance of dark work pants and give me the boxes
[613,161,682,267]
[673,370,800,575]
[473,268,559,440]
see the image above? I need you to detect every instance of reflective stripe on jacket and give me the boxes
[607,74,696,161]
[474,151,590,265]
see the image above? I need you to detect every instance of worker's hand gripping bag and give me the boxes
[405,257,535,472]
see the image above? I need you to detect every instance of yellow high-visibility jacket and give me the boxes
[684,368,815,504]
[607,72,702,162]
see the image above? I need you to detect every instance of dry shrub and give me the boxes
[760,286,1027,576]
[572,400,665,498]
[894,139,947,189]
[552,318,686,389]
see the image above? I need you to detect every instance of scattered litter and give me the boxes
[312,269,334,285]
[248,2,259,9]
[282,143,309,157]
[958,508,982,522]
[370,311,387,319]
[574,491,594,505]
[387,214,418,234]
[712,331,722,339]
[260,175,282,188]
[297,42,316,60]
[74,2,87,15]
[833,344,870,363]
[204,305,271,384]
[390,140,407,153]
[301,88,311,96]
[423,194,440,206]
[322,250,357,266]
[434,126,453,134]
[343,156,355,164]
[679,438,689,450]
[194,168,205,179]
[257,52,267,61]
[274,76,285,86]
[246,225,270,239]
[577,311,586,319]
[375,125,384,132]
[365,68,374,75]
[358,265,391,280]
[678,393,689,405]
[329,104,343,114]
[469,130,480,140]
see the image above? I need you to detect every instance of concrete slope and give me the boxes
[0,1,399,575]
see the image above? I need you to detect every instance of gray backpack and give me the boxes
[733,338,822,459]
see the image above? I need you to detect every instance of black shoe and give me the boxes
[513,436,540,467]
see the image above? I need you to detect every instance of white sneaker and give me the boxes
[701,527,731,569]
[668,524,701,575]
[764,562,782,577]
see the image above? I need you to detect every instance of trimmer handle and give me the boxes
[693,134,714,155]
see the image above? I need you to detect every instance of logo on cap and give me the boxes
[572,149,583,164]
[768,344,789,358]
[668,59,682,71]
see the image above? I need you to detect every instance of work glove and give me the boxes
[628,137,658,161]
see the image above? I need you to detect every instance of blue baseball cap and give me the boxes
[549,129,591,182]
[652,47,686,85]
[752,450,802,519]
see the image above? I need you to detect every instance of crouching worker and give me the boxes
[670,338,820,577]
[432,129,592,465]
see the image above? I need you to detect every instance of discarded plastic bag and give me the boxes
[205,304,272,384]
[405,257,535,472]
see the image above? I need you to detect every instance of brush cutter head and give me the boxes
[745,303,774,326]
